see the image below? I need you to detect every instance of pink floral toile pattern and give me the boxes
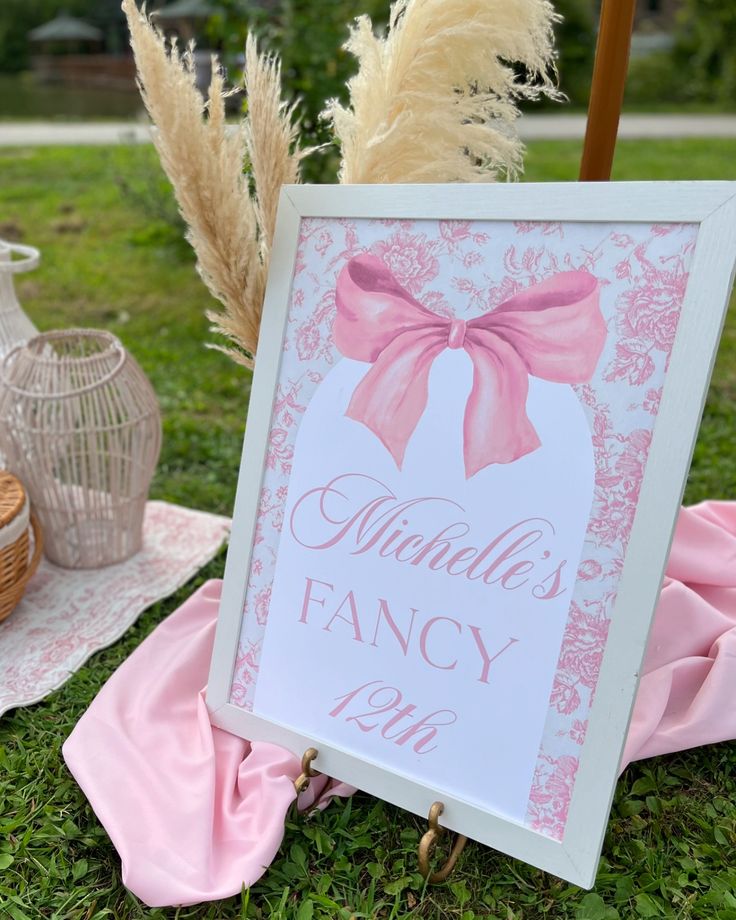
[0,501,230,717]
[230,216,698,837]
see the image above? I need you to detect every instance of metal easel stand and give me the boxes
[293,749,469,883]
[417,802,469,884]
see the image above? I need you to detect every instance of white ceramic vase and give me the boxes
[0,241,39,358]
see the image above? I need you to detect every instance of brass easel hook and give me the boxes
[418,801,468,884]
[294,747,320,795]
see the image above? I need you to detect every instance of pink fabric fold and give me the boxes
[63,580,354,908]
[335,255,606,476]
[63,501,736,907]
[620,501,736,765]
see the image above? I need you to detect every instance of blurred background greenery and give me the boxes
[0,1,734,133]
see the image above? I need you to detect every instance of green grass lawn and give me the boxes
[0,141,735,920]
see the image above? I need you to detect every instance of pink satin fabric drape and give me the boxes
[63,581,355,908]
[63,501,736,907]
[621,501,736,764]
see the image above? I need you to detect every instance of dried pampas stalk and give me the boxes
[122,0,305,367]
[208,35,310,364]
[243,34,308,259]
[326,0,561,184]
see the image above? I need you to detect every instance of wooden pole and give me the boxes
[579,0,637,182]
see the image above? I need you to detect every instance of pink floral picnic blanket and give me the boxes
[0,500,230,716]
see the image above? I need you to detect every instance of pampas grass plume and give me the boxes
[326,0,561,184]
[122,0,305,367]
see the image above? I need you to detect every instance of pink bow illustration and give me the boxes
[334,254,607,478]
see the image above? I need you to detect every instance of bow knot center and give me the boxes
[447,318,467,350]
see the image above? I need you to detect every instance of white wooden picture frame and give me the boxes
[207,182,736,888]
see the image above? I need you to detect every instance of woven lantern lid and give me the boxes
[0,471,27,530]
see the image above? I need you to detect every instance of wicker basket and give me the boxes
[0,470,42,623]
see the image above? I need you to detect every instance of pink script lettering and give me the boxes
[290,473,568,601]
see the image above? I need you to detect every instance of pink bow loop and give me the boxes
[335,254,606,478]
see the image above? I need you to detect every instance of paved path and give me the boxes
[519,114,736,140]
[0,122,151,146]
[2,115,736,146]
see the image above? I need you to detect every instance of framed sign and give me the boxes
[207,182,736,887]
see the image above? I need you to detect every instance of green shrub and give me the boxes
[209,0,596,177]
[624,52,688,108]
[549,0,596,107]
[673,0,736,106]
[209,0,388,183]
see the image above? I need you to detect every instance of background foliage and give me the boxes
[3,1,735,120]
[626,0,736,110]
[0,0,126,73]
[540,0,596,107]
[206,0,595,182]
[673,0,736,105]
[210,0,388,183]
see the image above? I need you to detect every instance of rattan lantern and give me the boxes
[0,329,162,569]
[0,241,39,359]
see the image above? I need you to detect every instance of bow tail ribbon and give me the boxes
[346,329,445,469]
[347,329,542,477]
[463,336,541,477]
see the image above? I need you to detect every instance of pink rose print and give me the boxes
[488,274,525,308]
[614,259,631,279]
[271,508,284,534]
[229,682,249,707]
[371,229,440,294]
[605,244,688,385]
[569,720,588,745]
[528,754,579,840]
[266,428,293,474]
[558,603,610,690]
[611,232,635,248]
[315,230,333,255]
[590,492,636,546]
[230,639,262,708]
[254,585,272,626]
[551,676,581,715]
[605,342,656,387]
[296,320,321,360]
[294,291,336,364]
[616,429,652,497]
[514,221,564,238]
[439,220,472,249]
[462,250,484,268]
[421,290,454,318]
[255,487,285,544]
[652,309,679,350]
[578,558,602,581]
[643,388,662,415]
